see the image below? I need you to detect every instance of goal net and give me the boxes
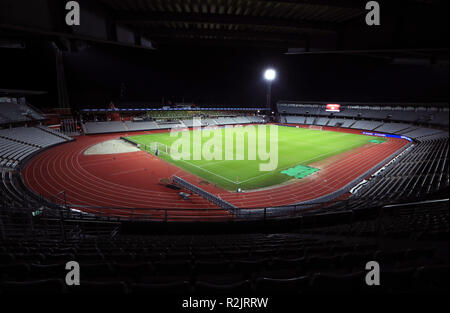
[309,125,323,131]
[142,142,170,156]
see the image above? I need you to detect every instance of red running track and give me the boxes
[21,127,409,220]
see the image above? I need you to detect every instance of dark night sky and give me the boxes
[0,42,448,109]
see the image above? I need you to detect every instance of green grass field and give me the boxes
[125,125,383,191]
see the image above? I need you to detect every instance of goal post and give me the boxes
[153,142,170,155]
[141,142,170,155]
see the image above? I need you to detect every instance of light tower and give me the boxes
[264,68,276,113]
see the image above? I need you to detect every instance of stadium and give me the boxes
[0,0,448,300]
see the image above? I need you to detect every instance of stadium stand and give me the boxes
[202,118,218,125]
[326,118,346,127]
[82,113,263,134]
[215,117,238,125]
[0,114,8,124]
[0,138,39,168]
[278,103,449,127]
[0,126,72,169]
[281,107,448,141]
[84,121,127,134]
[0,99,44,124]
[315,117,330,126]
[340,120,356,128]
[374,123,415,134]
[1,171,37,207]
[401,127,445,140]
[36,125,73,141]
[124,121,159,131]
[350,120,383,131]
[0,103,447,294]
[181,119,207,128]
[355,137,449,200]
[285,116,305,124]
[156,121,185,129]
[233,116,251,124]
[0,197,447,293]
[0,127,68,148]
[247,116,265,123]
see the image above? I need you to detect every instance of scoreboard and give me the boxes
[326,104,341,112]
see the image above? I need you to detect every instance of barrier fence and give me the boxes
[172,175,238,212]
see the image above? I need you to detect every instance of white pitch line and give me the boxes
[169,156,237,184]
[236,140,370,184]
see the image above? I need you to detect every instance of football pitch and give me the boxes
[125,125,383,191]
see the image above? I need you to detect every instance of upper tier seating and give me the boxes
[281,114,447,140]
[0,101,44,124]
[0,114,8,124]
[278,104,449,127]
[84,121,127,134]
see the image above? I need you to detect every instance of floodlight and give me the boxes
[264,69,276,81]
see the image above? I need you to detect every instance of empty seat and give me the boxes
[29,263,67,280]
[194,280,252,295]
[113,262,153,281]
[414,265,449,292]
[255,276,309,294]
[0,263,30,281]
[67,281,127,293]
[0,279,66,293]
[310,272,366,292]
[129,281,191,294]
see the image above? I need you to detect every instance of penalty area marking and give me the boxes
[236,140,374,185]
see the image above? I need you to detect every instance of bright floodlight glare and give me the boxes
[264,69,276,81]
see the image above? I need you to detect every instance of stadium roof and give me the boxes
[98,0,448,58]
[0,89,47,97]
[0,0,448,57]
[102,0,363,48]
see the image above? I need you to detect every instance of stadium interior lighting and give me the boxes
[264,68,276,81]
[264,68,276,113]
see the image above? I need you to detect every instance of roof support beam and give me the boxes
[116,12,338,32]
[144,28,308,44]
